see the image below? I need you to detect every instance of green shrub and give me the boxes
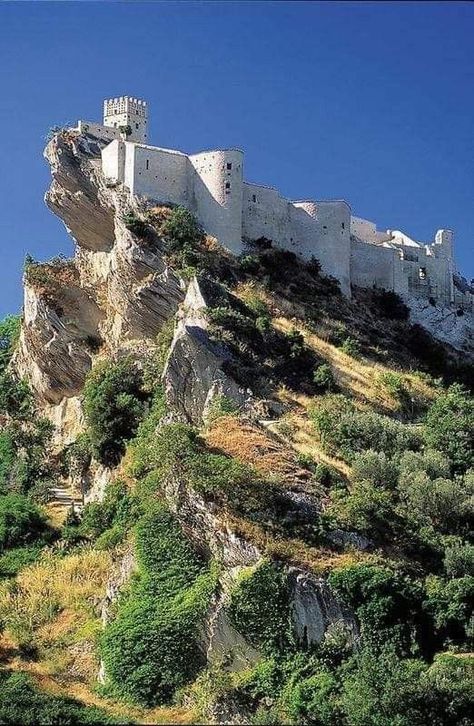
[310,396,421,463]
[423,575,474,643]
[0,372,32,419]
[227,561,292,654]
[0,494,48,551]
[312,363,335,392]
[0,545,42,579]
[328,564,423,649]
[424,384,474,473]
[372,290,410,321]
[0,315,20,373]
[83,359,149,466]
[160,206,204,270]
[444,541,474,578]
[205,394,239,423]
[122,211,150,238]
[101,504,216,706]
[351,450,399,490]
[0,670,116,724]
[80,479,136,541]
[339,337,361,358]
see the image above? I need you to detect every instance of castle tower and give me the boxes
[103,96,148,143]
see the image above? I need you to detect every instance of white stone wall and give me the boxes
[350,238,398,291]
[77,121,121,142]
[242,182,292,247]
[189,149,244,254]
[103,97,148,143]
[102,140,125,183]
[130,145,190,206]
[96,102,460,306]
[351,216,391,245]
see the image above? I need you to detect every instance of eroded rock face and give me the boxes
[406,297,474,356]
[163,277,252,424]
[15,281,102,405]
[289,568,358,646]
[16,130,184,414]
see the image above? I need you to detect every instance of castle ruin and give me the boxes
[77,96,473,310]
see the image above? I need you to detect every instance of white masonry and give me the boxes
[77,96,473,309]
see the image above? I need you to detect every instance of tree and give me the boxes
[425,385,474,473]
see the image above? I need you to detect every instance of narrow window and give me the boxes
[225,182,231,190]
[252,194,257,203]
[341,222,345,229]
[146,160,149,170]
[227,162,232,170]
[136,123,139,129]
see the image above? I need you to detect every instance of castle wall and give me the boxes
[130,145,189,206]
[242,183,292,247]
[351,216,391,245]
[189,149,244,254]
[77,121,121,142]
[102,140,125,183]
[350,238,398,291]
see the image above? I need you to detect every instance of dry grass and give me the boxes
[226,513,377,575]
[0,547,112,681]
[205,415,310,483]
[273,315,437,415]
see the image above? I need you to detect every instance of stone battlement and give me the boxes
[79,96,472,311]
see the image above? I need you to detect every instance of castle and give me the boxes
[78,97,473,309]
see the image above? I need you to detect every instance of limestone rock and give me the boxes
[15,129,184,419]
[14,279,102,405]
[163,276,252,424]
[289,568,358,646]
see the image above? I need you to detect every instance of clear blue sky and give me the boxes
[0,1,473,316]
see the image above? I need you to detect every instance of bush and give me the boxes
[83,359,149,466]
[312,364,335,392]
[122,211,150,238]
[227,561,292,654]
[339,337,361,358]
[373,290,410,321]
[0,315,20,373]
[444,541,474,578]
[310,395,421,463]
[0,494,48,551]
[351,450,398,490]
[424,575,474,644]
[80,479,136,541]
[0,545,42,580]
[424,384,474,473]
[0,670,116,725]
[328,564,423,649]
[101,504,216,706]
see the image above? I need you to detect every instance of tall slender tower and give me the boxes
[103,96,148,143]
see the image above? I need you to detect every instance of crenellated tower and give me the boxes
[103,96,148,143]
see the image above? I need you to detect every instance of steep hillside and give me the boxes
[0,127,472,725]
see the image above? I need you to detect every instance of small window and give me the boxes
[341,222,345,229]
[146,160,149,170]
[419,267,427,280]
[252,194,257,203]
[225,182,231,190]
[136,123,139,129]
[227,162,232,170]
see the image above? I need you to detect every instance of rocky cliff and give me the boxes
[8,126,473,724]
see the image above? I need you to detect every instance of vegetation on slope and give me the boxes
[1,208,473,723]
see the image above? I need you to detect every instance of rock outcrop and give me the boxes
[163,276,252,425]
[15,129,184,414]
